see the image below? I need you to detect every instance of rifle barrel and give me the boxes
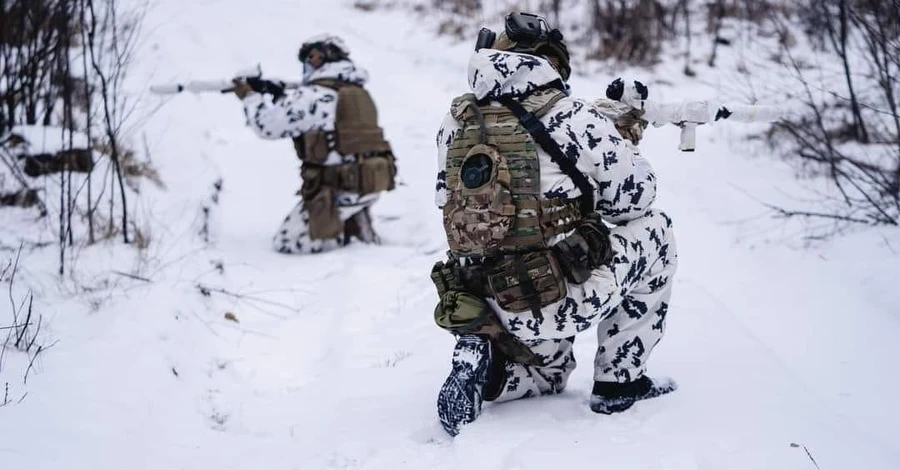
[150,79,305,95]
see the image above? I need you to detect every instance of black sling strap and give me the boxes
[514,255,544,321]
[498,96,595,216]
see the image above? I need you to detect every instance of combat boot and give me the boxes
[589,375,677,414]
[343,208,381,245]
[437,334,492,436]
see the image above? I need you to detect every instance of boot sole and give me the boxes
[436,337,491,436]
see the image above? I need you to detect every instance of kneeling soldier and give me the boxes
[235,35,396,254]
[431,13,678,436]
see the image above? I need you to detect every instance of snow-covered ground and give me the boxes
[1,1,898,469]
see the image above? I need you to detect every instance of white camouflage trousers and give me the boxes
[273,192,378,254]
[491,209,677,402]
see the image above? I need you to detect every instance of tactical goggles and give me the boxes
[475,12,555,51]
[297,43,319,63]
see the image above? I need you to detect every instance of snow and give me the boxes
[1,1,899,469]
[4,126,91,155]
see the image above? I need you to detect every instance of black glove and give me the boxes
[579,214,614,268]
[245,77,286,101]
[552,214,614,285]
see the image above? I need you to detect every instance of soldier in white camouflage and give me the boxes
[431,12,678,436]
[233,35,396,254]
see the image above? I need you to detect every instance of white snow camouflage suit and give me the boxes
[241,59,381,254]
[435,50,678,401]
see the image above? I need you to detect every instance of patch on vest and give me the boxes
[443,144,515,254]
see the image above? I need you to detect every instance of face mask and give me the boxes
[302,61,317,82]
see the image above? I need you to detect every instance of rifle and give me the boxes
[149,65,303,96]
[601,78,784,152]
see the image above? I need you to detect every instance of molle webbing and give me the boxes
[293,79,391,163]
[301,154,394,196]
[445,89,580,254]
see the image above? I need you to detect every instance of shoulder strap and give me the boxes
[498,96,595,216]
[310,79,359,90]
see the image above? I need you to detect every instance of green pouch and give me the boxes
[433,290,491,333]
[433,290,543,366]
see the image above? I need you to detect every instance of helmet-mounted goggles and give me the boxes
[474,12,570,80]
[475,12,562,52]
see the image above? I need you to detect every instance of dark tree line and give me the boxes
[0,0,148,274]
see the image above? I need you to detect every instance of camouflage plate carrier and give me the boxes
[294,79,397,240]
[432,88,583,366]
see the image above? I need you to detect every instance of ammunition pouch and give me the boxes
[430,260,544,366]
[485,251,567,314]
[358,153,396,194]
[294,129,393,166]
[304,185,343,240]
[293,132,333,165]
[551,214,614,284]
[301,154,396,196]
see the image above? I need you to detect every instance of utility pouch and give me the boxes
[433,290,491,333]
[300,164,324,198]
[358,155,396,195]
[430,260,544,366]
[297,131,332,164]
[430,260,463,298]
[336,163,361,192]
[486,251,567,313]
[305,186,343,240]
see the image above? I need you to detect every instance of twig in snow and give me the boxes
[23,340,58,385]
[26,316,42,353]
[790,443,821,470]
[14,292,34,349]
[111,270,152,283]
[7,245,22,328]
[1,245,24,374]
[0,259,11,281]
[879,233,897,255]
[194,283,294,317]
[769,206,873,225]
[185,309,221,338]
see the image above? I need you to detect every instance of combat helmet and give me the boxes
[475,12,571,81]
[298,34,351,64]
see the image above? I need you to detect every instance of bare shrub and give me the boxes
[1,0,160,275]
[766,0,900,234]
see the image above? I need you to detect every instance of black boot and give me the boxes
[437,335,492,436]
[343,208,380,245]
[589,375,677,414]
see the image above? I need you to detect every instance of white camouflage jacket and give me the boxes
[241,60,370,166]
[435,50,661,339]
[435,50,657,225]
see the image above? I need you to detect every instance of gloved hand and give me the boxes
[231,79,254,99]
[245,77,286,101]
[614,107,649,145]
[552,213,615,284]
[579,214,614,268]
